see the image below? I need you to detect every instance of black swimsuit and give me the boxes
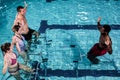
[22,28,35,41]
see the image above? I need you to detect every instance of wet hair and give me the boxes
[12,24,21,32]
[103,24,111,33]
[1,43,11,53]
[17,6,24,12]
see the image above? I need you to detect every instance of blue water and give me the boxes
[0,0,120,80]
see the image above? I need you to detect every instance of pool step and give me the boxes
[39,20,120,33]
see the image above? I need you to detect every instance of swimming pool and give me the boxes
[0,0,120,80]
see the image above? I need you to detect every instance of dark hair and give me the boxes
[103,24,111,33]
[1,43,11,53]
[13,24,21,32]
[17,6,24,12]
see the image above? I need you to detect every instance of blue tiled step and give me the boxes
[39,20,120,33]
[31,69,120,77]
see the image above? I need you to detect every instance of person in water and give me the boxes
[12,1,39,50]
[1,42,33,80]
[11,24,29,64]
[87,17,113,64]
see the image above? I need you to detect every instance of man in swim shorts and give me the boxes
[12,1,39,50]
[87,17,113,64]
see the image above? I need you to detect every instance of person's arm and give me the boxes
[2,57,8,74]
[24,1,28,9]
[108,46,112,54]
[16,42,22,53]
[97,17,103,32]
[12,17,22,32]
[108,38,113,54]
[11,36,16,51]
[12,36,21,53]
[12,19,18,32]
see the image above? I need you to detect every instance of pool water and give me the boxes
[0,0,120,80]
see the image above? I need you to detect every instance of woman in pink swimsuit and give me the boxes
[1,42,33,80]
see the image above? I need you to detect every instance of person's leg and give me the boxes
[9,65,22,80]
[26,40,32,51]
[19,63,34,73]
[12,71,21,80]
[22,30,32,51]
[87,50,100,64]
[19,51,29,64]
[23,28,39,50]
[29,28,39,43]
[32,30,39,41]
[87,43,100,64]
[92,57,100,64]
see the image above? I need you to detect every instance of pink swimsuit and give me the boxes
[11,58,17,65]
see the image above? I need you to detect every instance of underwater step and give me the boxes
[46,0,52,2]
[73,60,78,63]
[29,52,42,55]
[39,20,120,33]
[70,45,76,48]
[42,58,48,62]
[46,43,51,45]
[29,69,120,77]
[47,40,52,42]
[46,0,55,2]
